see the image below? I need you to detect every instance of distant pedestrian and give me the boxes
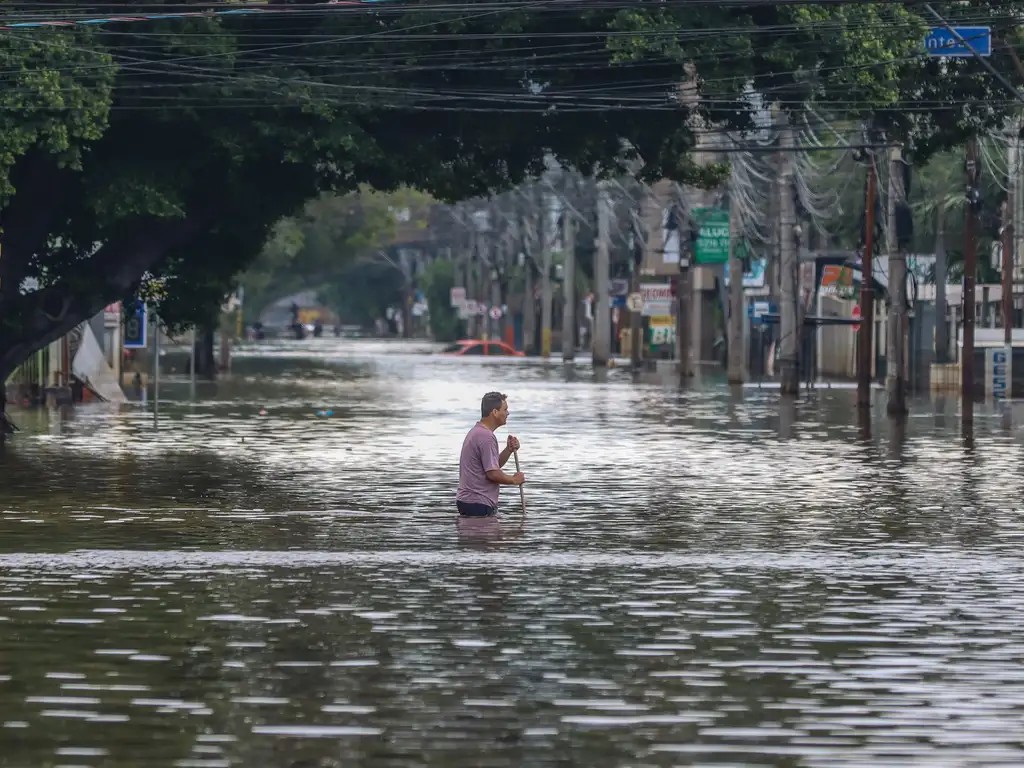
[455,391,525,517]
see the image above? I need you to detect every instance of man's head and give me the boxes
[480,391,508,427]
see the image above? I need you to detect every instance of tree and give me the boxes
[2,1,1021,424]
[421,259,464,343]
[0,3,738,403]
[237,187,431,323]
[319,260,406,329]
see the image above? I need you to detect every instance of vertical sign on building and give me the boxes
[986,345,1012,399]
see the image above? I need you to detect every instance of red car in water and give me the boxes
[440,339,524,357]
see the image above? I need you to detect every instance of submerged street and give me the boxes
[3,339,1024,766]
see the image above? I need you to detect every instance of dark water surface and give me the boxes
[2,338,1024,767]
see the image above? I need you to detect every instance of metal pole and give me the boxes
[153,311,160,424]
[857,161,878,408]
[190,325,197,401]
[541,194,553,357]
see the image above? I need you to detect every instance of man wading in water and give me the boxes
[456,391,525,517]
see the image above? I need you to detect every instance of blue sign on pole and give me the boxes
[123,301,148,349]
[925,26,991,58]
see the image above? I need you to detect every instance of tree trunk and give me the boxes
[194,327,217,380]
[0,215,204,391]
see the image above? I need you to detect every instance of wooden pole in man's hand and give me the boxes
[513,451,526,514]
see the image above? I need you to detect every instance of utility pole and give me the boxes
[593,183,612,366]
[726,188,745,384]
[522,195,536,355]
[779,115,800,395]
[677,213,693,379]
[629,213,643,370]
[857,158,878,406]
[963,135,980,421]
[540,192,553,357]
[886,145,909,415]
[562,203,576,362]
[1003,126,1018,351]
[466,228,479,339]
[934,204,949,364]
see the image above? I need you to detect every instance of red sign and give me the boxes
[852,304,862,333]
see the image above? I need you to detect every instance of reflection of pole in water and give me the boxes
[857,403,871,442]
[777,397,796,440]
[887,415,907,460]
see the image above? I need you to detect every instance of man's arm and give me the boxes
[498,444,513,468]
[486,468,521,485]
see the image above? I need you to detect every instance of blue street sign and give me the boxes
[925,26,991,58]
[123,301,148,349]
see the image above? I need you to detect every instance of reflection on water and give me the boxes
[3,338,1024,766]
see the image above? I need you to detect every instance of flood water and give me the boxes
[3,338,1024,767]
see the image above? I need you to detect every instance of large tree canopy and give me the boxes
[0,0,1020,385]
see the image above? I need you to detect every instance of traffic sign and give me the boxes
[626,292,643,313]
[489,306,503,320]
[925,26,991,58]
[123,300,147,349]
[852,304,862,333]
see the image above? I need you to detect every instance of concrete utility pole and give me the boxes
[857,158,878,407]
[630,213,643,370]
[934,202,949,364]
[886,145,909,415]
[676,203,693,379]
[963,136,980,422]
[778,116,800,395]
[466,229,479,339]
[593,183,612,366]
[521,196,536,354]
[1003,125,1018,350]
[726,188,745,384]
[540,193,554,357]
[562,203,576,361]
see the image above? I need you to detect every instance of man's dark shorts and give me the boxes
[457,501,498,517]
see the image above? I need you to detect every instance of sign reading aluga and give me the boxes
[450,286,466,308]
[693,208,730,265]
[924,26,991,58]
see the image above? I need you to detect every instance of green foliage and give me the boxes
[421,260,464,343]
[0,30,113,197]
[320,261,405,328]
[232,187,432,325]
[1,1,1023,377]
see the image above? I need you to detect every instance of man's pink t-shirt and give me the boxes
[456,423,501,507]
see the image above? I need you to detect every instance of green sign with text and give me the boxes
[694,207,729,265]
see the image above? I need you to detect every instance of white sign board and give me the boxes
[640,282,673,317]
[450,286,466,308]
